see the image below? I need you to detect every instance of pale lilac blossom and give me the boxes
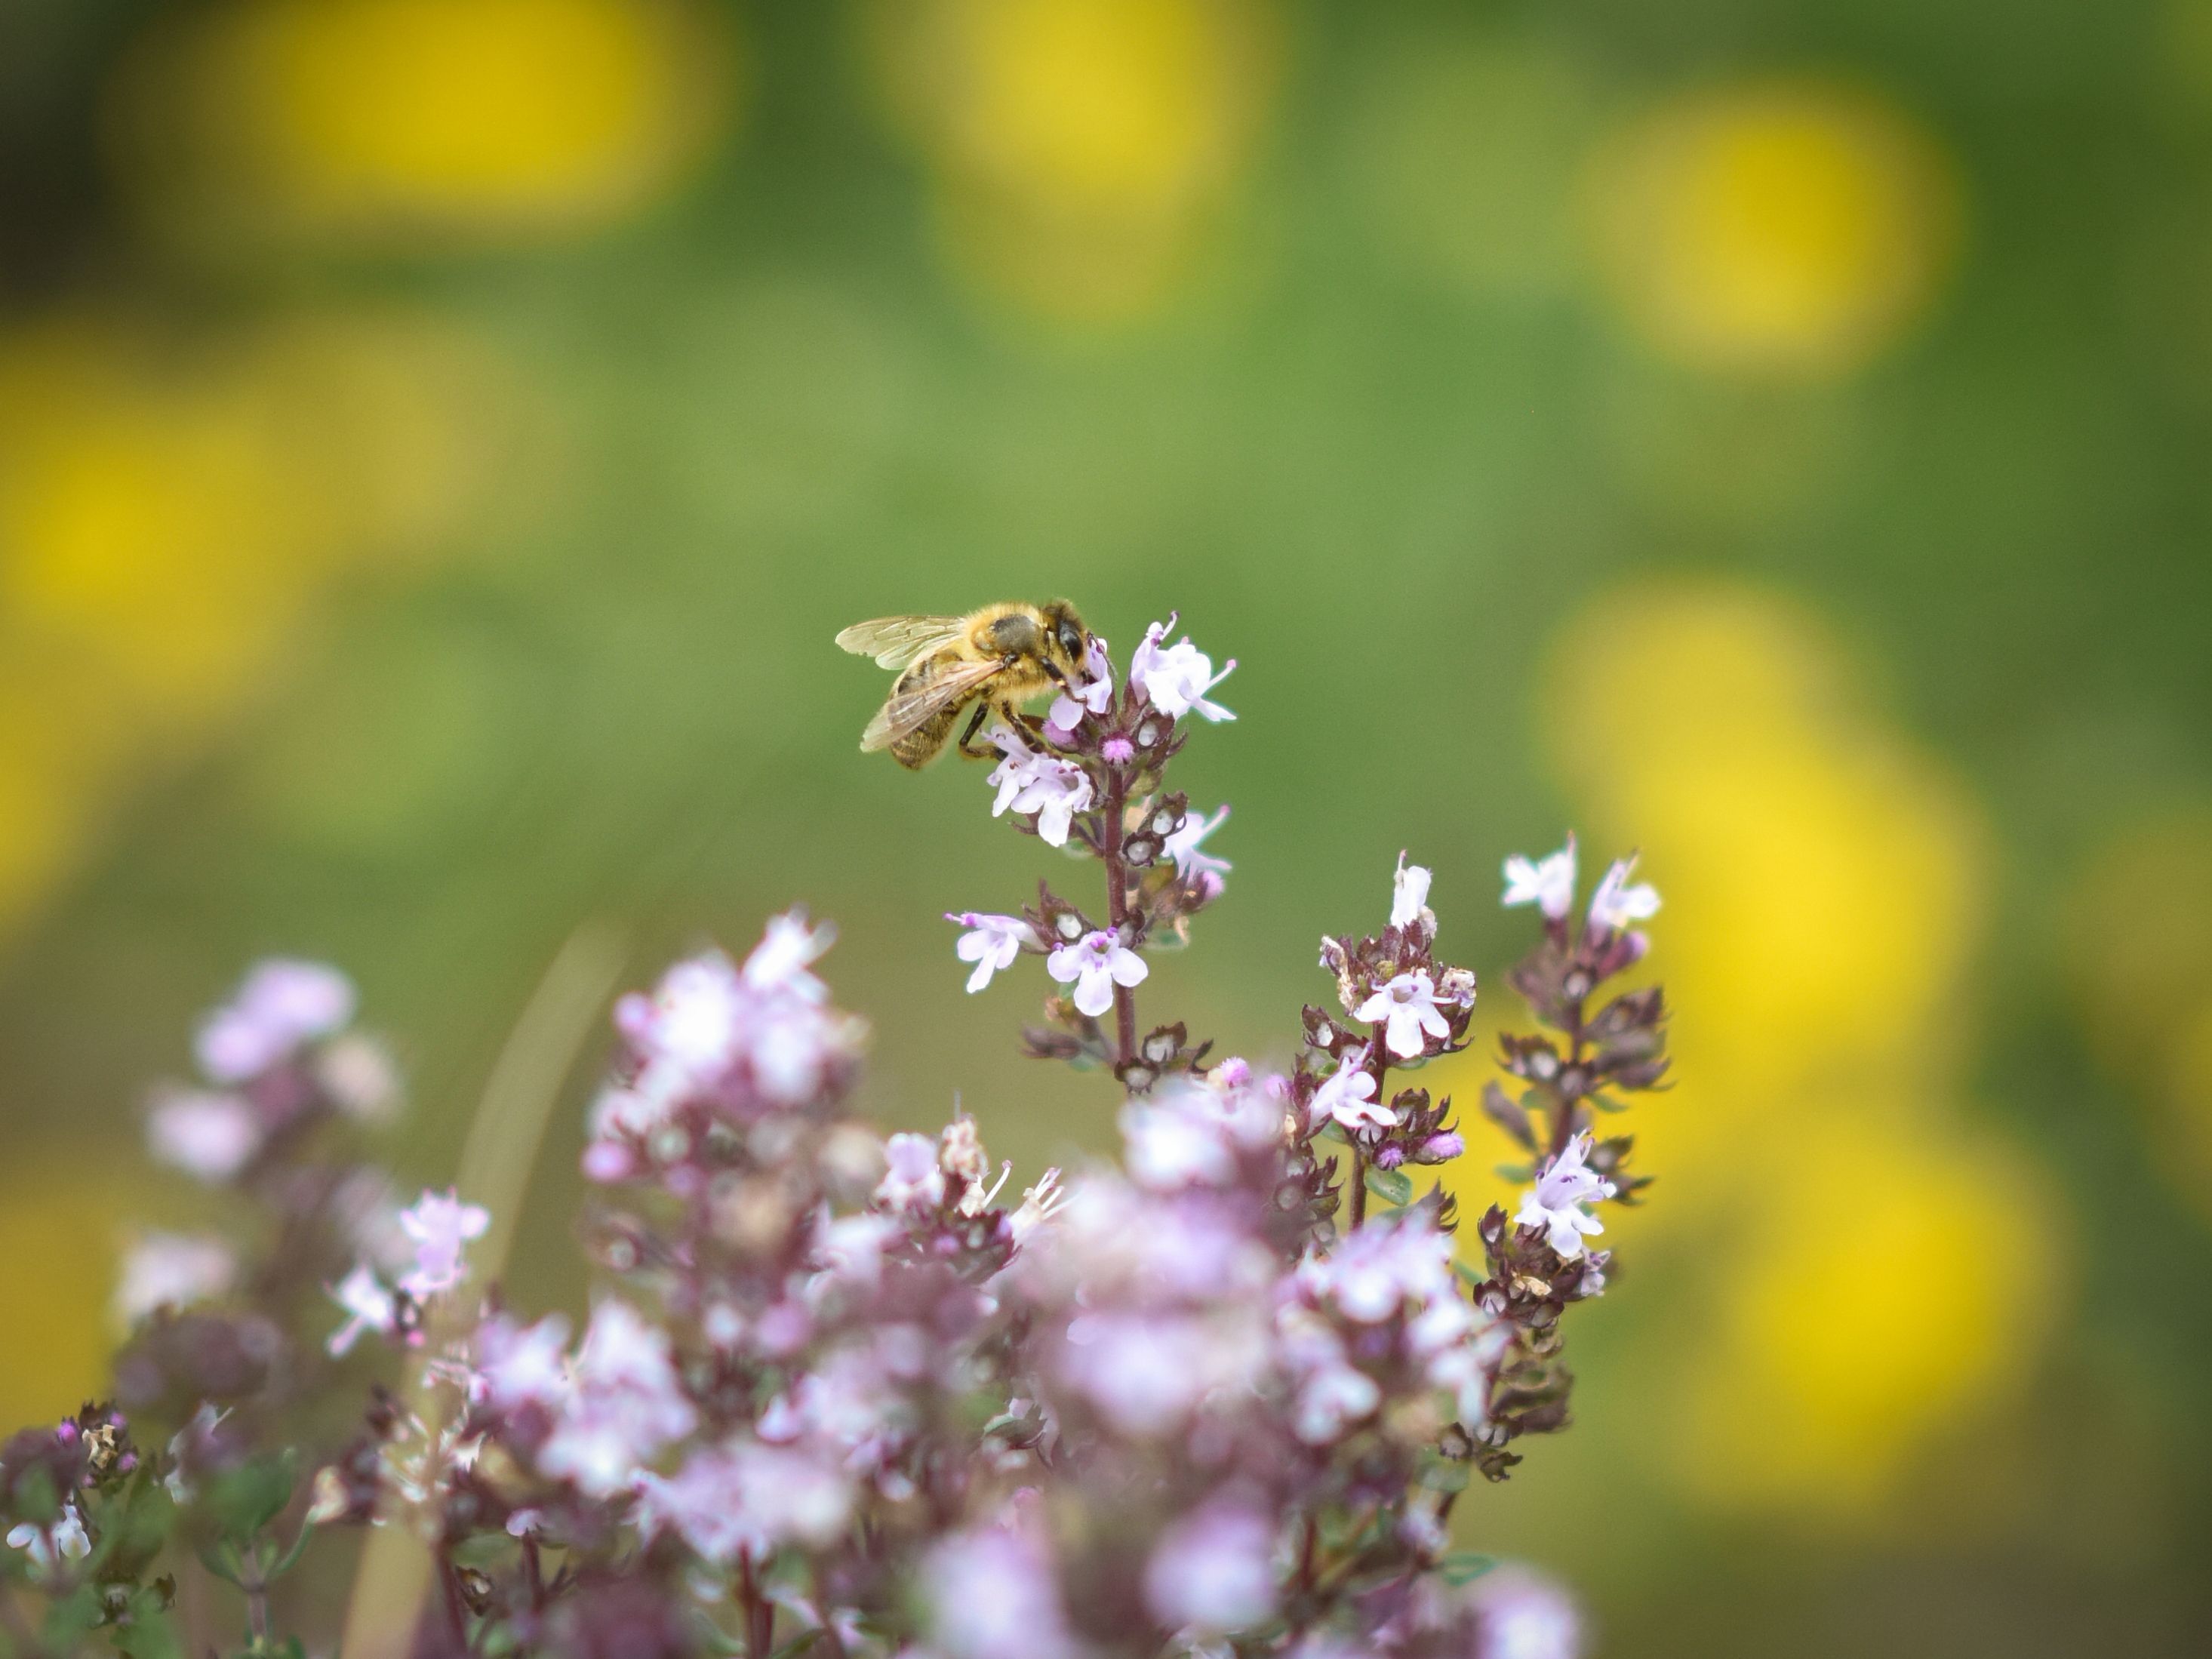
[1587,854,1660,933]
[1309,1048,1392,1133]
[195,959,355,1083]
[1046,929,1148,1018]
[1515,1132,1615,1259]
[114,1232,237,1327]
[986,728,1094,847]
[1501,838,1577,920]
[1391,853,1435,932]
[1164,804,1232,882]
[396,1187,490,1300]
[538,1300,698,1496]
[1472,1568,1583,1659]
[1145,1499,1280,1631]
[1047,633,1115,734]
[928,1527,1079,1659]
[326,1263,398,1357]
[875,1132,946,1212]
[743,910,835,1005]
[946,911,1037,993]
[1121,1096,1237,1189]
[636,1442,851,1563]
[475,1312,574,1413]
[7,1507,90,1571]
[1131,614,1236,722]
[145,1090,263,1181]
[1355,970,1451,1059]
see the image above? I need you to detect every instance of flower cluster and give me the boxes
[6,610,1669,1659]
[947,614,1235,1091]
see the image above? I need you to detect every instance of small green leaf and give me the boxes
[1439,1551,1497,1585]
[1417,1460,1472,1494]
[208,1451,295,1540]
[1363,1165,1413,1208]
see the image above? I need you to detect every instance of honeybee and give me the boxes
[836,601,1092,768]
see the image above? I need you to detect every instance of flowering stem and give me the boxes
[436,1553,469,1650]
[1100,762,1139,1070]
[740,1553,774,1659]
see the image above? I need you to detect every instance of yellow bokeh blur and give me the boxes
[1672,1111,2055,1510]
[0,1165,146,1429]
[0,311,512,938]
[1435,581,2058,1518]
[1583,80,1961,377]
[109,0,737,251]
[863,0,1280,322]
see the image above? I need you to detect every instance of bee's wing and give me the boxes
[835,615,969,669]
[860,656,1006,753]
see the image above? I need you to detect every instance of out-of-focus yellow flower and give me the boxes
[863,0,1281,322]
[0,311,511,939]
[2067,806,2212,1222]
[0,324,327,726]
[1346,26,1601,300]
[1547,585,1982,1120]
[110,0,737,251]
[1431,580,2058,1521]
[1673,1112,2055,1510]
[1583,80,1961,377]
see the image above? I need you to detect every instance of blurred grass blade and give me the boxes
[337,922,627,1659]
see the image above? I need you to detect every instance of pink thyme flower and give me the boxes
[396,1188,490,1300]
[927,1526,1078,1659]
[145,1090,263,1182]
[7,1507,90,1572]
[1130,614,1235,722]
[538,1300,697,1497]
[1144,1497,1280,1632]
[615,950,747,1083]
[1391,852,1435,931]
[1472,1567,1583,1659]
[875,1132,947,1212]
[1515,1132,1616,1258]
[1120,1096,1236,1190]
[1587,853,1660,933]
[195,959,355,1084]
[1046,633,1115,733]
[474,1312,573,1413]
[1045,929,1148,1018]
[742,910,836,1004]
[1356,969,1451,1059]
[114,1233,237,1328]
[1164,804,1232,882]
[986,728,1094,846]
[1309,1048,1392,1133]
[1502,836,1577,920]
[326,1263,398,1357]
[946,911,1038,993]
[635,1442,851,1564]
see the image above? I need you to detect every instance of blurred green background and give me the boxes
[4,0,2211,1651]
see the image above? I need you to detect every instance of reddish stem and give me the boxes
[1100,762,1139,1071]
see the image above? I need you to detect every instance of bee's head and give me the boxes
[1038,600,1090,681]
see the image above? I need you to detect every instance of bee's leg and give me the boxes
[955,701,999,760]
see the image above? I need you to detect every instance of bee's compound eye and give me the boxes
[1060,625,1084,655]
